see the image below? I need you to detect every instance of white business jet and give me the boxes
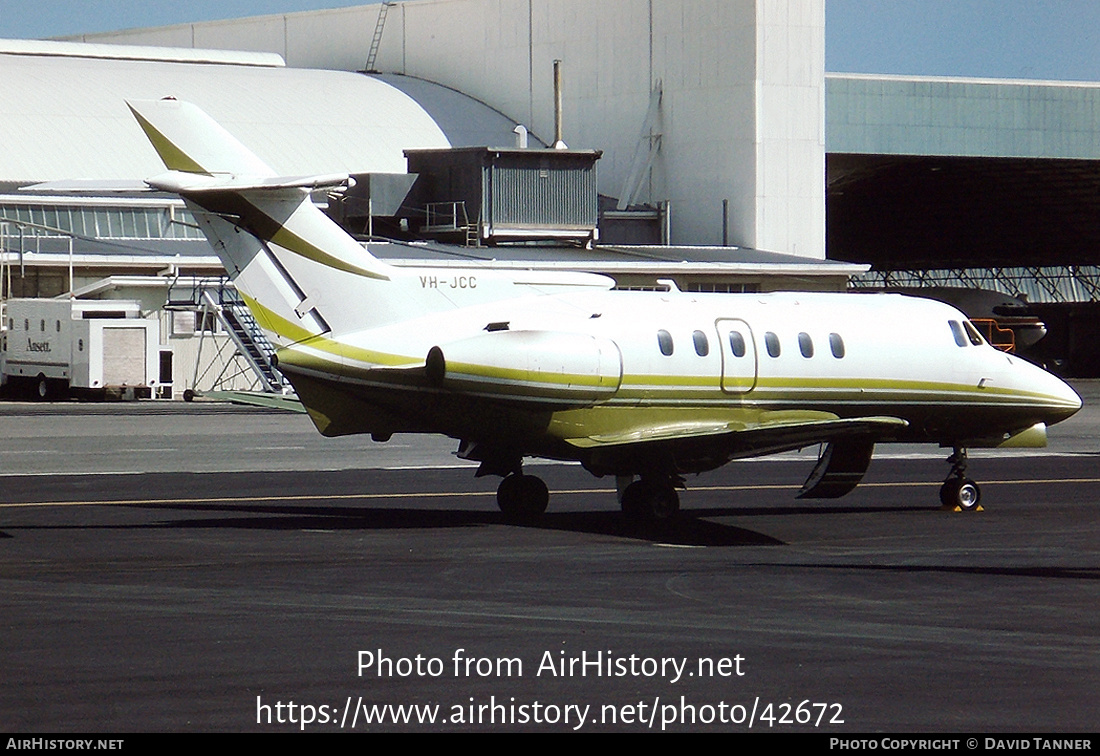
[124,99,1082,520]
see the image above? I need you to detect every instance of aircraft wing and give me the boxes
[565,412,908,470]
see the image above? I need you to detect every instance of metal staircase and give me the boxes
[204,289,289,394]
[165,277,293,396]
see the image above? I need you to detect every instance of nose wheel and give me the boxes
[940,447,982,511]
[940,476,981,510]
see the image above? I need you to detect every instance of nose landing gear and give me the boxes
[940,447,982,511]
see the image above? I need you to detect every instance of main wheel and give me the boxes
[496,474,549,520]
[621,479,680,523]
[940,477,981,511]
[35,375,49,401]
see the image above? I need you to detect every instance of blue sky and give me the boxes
[827,0,1100,81]
[4,1,1100,82]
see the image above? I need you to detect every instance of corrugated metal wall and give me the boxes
[490,162,597,229]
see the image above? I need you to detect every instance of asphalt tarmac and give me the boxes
[1,385,1097,732]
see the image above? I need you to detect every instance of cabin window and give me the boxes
[40,319,45,332]
[657,329,674,356]
[692,330,709,356]
[829,333,845,358]
[728,331,746,358]
[963,320,984,346]
[23,319,28,332]
[764,332,781,358]
[948,320,968,347]
[798,332,814,358]
[56,320,61,333]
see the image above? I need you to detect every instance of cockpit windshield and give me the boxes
[948,319,986,347]
[963,320,985,346]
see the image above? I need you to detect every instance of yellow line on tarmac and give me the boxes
[858,477,1100,488]
[2,477,1100,509]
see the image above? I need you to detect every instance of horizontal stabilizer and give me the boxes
[21,173,351,196]
[22,179,155,194]
[144,171,351,194]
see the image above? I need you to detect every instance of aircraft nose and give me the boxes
[1043,373,1082,425]
[1010,355,1082,425]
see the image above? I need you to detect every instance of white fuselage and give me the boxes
[275,276,1080,460]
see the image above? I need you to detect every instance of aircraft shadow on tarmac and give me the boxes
[3,500,800,547]
[128,502,789,547]
[6,497,939,548]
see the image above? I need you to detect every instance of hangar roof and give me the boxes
[0,40,529,186]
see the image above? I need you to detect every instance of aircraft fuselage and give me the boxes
[273,281,1080,478]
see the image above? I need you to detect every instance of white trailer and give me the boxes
[1,298,161,399]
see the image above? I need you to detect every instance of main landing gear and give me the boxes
[495,468,686,526]
[495,472,684,525]
[940,447,982,512]
[496,472,549,520]
[618,474,682,524]
[461,442,550,521]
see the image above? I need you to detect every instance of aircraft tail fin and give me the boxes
[128,98,276,178]
[126,98,394,345]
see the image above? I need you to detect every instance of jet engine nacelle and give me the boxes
[426,329,623,406]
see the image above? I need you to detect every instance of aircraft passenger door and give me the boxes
[716,319,758,393]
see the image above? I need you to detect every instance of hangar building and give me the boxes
[76,3,1100,286]
[67,0,828,257]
